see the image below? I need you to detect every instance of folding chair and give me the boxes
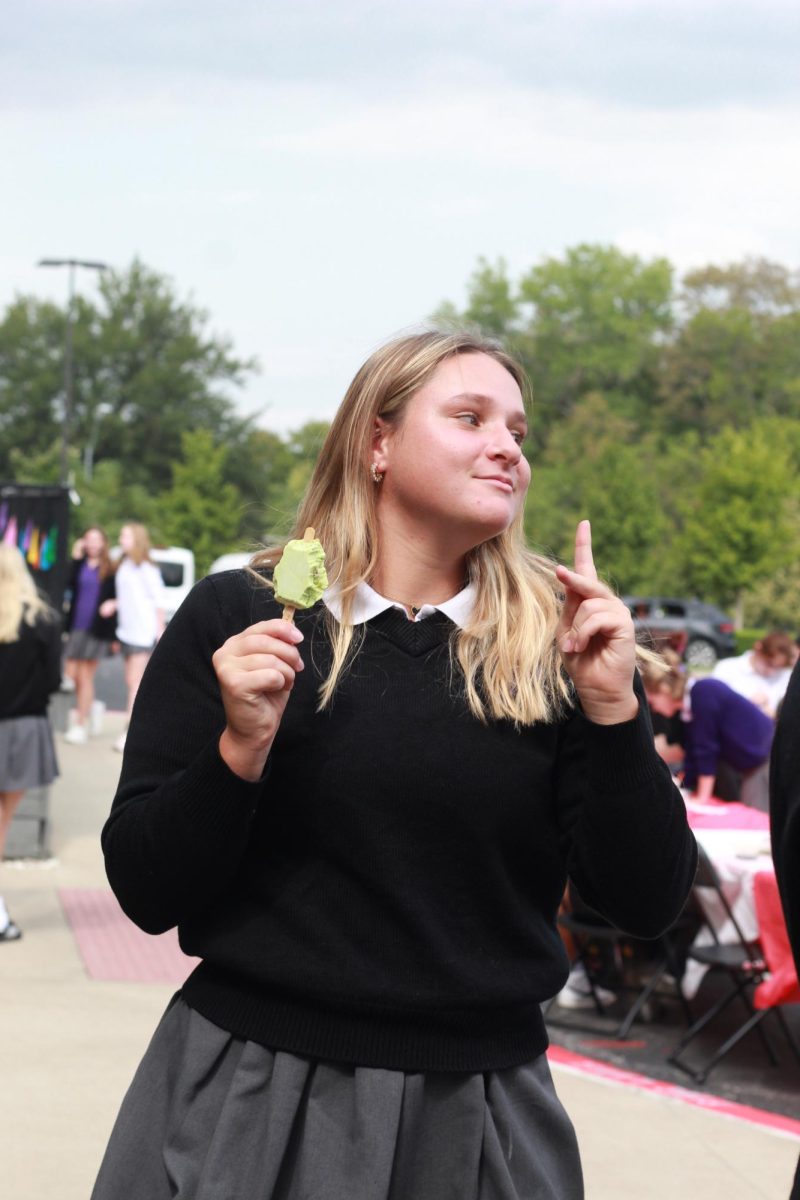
[544,882,696,1040]
[668,844,800,1084]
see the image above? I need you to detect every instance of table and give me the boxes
[682,794,798,1004]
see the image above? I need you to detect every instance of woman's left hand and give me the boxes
[555,520,639,725]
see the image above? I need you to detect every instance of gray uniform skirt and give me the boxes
[64,629,109,661]
[0,716,58,791]
[91,996,583,1200]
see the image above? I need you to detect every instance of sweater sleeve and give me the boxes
[555,672,697,938]
[101,574,269,935]
[770,661,800,972]
[41,612,63,696]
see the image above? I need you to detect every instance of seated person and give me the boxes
[711,631,795,718]
[641,652,774,811]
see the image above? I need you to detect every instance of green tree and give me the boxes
[0,298,65,476]
[671,424,796,626]
[517,244,673,432]
[0,259,258,492]
[223,428,296,544]
[680,258,800,317]
[659,259,800,436]
[525,393,667,589]
[159,430,243,576]
[436,244,674,442]
[260,421,331,538]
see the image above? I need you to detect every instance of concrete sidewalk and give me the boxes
[1,714,798,1200]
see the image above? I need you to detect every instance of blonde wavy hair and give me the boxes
[118,522,152,567]
[0,544,55,643]
[252,329,573,726]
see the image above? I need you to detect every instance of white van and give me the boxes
[208,551,253,575]
[150,546,195,621]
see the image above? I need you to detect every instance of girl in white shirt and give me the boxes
[102,523,164,752]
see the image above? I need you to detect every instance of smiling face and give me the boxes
[82,527,106,559]
[374,352,531,551]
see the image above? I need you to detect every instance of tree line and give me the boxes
[2,248,799,626]
[0,260,328,576]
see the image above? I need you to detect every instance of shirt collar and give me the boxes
[323,580,476,629]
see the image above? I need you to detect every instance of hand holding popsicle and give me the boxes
[214,528,327,780]
[554,520,639,725]
[214,617,306,781]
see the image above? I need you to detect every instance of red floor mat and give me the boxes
[58,888,200,983]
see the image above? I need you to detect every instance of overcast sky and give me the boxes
[3,0,799,433]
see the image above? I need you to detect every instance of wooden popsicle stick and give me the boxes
[281,527,316,622]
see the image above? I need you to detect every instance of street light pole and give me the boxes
[37,258,109,486]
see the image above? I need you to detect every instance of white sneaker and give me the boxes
[89,700,106,736]
[63,724,88,745]
[113,732,127,753]
[557,963,617,1010]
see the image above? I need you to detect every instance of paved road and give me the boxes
[93,653,127,713]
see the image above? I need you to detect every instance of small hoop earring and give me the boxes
[371,463,384,484]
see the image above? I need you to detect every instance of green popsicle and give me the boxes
[273,526,328,621]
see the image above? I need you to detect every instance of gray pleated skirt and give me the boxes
[65,629,109,661]
[91,996,583,1200]
[0,716,59,791]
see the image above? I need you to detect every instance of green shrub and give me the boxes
[735,629,765,654]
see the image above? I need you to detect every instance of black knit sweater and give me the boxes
[0,611,63,720]
[102,570,697,1072]
[770,661,800,975]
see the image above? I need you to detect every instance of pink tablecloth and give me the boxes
[681,796,798,1007]
[683,796,770,832]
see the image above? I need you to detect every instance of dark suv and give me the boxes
[622,595,737,668]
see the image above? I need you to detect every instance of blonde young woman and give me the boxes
[0,545,61,941]
[101,523,165,752]
[93,331,696,1200]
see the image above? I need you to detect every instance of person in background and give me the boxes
[0,545,61,941]
[641,652,774,810]
[769,658,800,1199]
[91,330,696,1200]
[711,631,795,718]
[101,523,165,754]
[63,526,117,745]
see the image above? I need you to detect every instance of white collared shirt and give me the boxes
[323,580,476,630]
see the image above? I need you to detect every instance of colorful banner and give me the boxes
[0,484,71,608]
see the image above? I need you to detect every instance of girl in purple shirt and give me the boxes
[63,526,116,744]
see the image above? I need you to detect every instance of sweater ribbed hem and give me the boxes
[181,965,549,1074]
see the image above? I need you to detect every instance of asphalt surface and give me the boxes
[93,653,127,714]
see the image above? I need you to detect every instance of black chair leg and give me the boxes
[668,979,748,1064]
[693,1010,769,1085]
[615,964,664,1039]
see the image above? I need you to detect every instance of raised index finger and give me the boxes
[573,519,597,581]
